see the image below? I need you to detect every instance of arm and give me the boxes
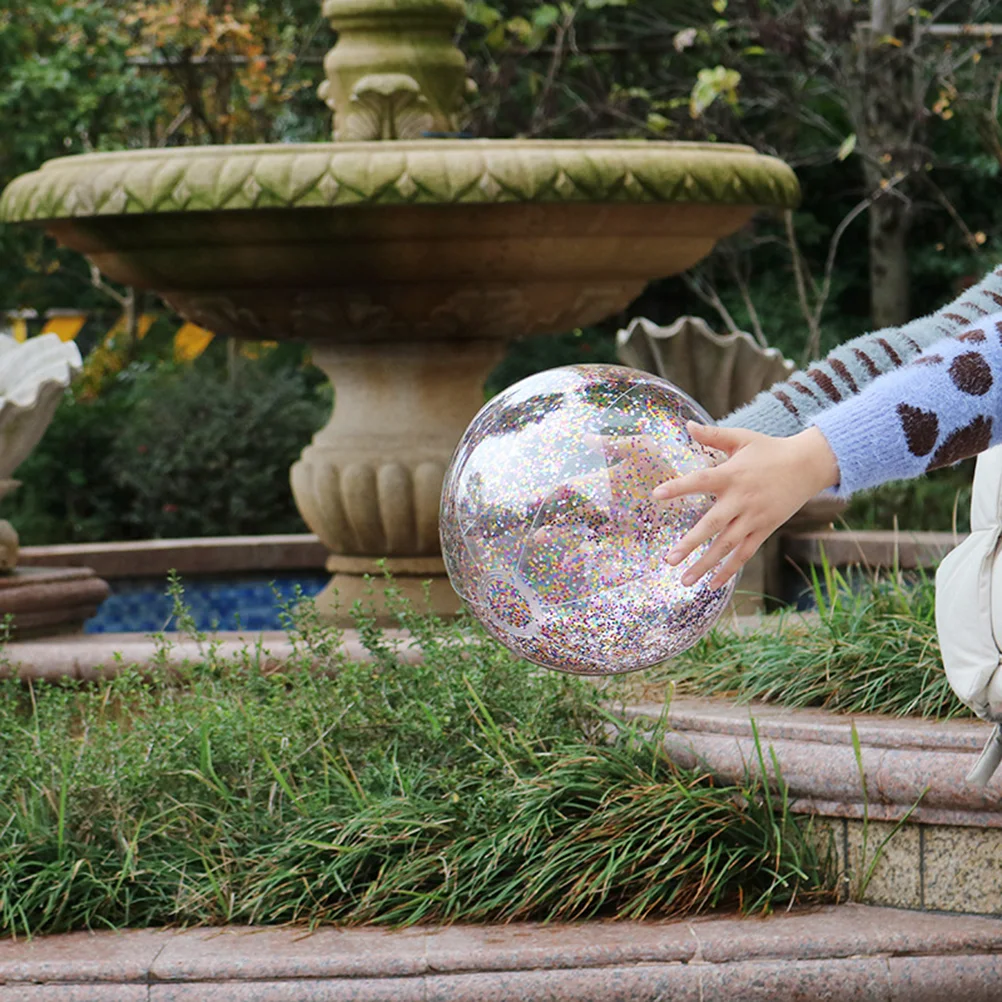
[722,265,1002,436]
[656,317,1002,587]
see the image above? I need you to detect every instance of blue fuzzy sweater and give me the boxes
[811,318,1002,497]
[721,265,1002,497]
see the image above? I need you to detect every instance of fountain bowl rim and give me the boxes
[0,138,800,225]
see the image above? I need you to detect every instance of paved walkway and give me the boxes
[2,905,1002,1000]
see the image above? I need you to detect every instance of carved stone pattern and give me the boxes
[290,454,446,556]
[163,284,639,342]
[334,74,438,142]
[0,142,800,223]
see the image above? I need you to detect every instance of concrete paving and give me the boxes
[2,905,1002,1000]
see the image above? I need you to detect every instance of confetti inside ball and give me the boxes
[439,364,736,675]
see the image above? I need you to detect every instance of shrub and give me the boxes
[3,384,136,544]
[5,355,328,543]
[108,359,328,539]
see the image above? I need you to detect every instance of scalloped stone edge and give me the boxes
[0,140,800,223]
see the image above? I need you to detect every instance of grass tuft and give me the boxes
[0,578,833,936]
[636,557,963,719]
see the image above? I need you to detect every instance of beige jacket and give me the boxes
[936,445,1002,784]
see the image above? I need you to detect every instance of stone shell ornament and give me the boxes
[0,333,82,481]
[439,364,735,675]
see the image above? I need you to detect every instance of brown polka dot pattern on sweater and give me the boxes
[913,354,944,367]
[927,415,994,471]
[853,348,882,379]
[773,389,799,417]
[949,352,993,395]
[878,338,903,366]
[897,403,939,457]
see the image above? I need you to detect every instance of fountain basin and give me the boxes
[1,140,797,343]
[1,139,799,622]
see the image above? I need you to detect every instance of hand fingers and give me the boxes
[708,538,760,590]
[687,421,751,457]
[680,526,740,586]
[652,467,719,501]
[666,502,736,567]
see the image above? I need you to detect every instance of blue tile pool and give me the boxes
[85,574,330,633]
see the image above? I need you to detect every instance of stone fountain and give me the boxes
[0,0,799,622]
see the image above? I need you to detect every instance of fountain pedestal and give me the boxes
[291,339,504,621]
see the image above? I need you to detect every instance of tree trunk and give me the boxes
[854,0,918,327]
[868,195,911,328]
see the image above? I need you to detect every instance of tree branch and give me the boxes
[681,272,740,334]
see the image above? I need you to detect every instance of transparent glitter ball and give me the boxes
[439,364,737,675]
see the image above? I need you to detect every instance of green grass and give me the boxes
[0,582,833,936]
[639,560,964,719]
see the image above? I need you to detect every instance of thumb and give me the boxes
[687,421,751,456]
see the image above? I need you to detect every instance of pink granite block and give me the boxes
[888,954,1002,1001]
[0,929,170,983]
[873,747,1002,815]
[698,957,892,1001]
[662,731,871,805]
[422,920,696,973]
[149,927,429,982]
[0,988,148,1002]
[150,978,424,1001]
[639,698,1002,827]
[690,906,880,963]
[691,905,1002,963]
[425,965,700,1002]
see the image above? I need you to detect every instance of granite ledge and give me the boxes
[0,628,421,681]
[0,906,1000,982]
[3,907,1002,1002]
[628,698,1002,826]
[17,535,327,580]
[782,528,961,570]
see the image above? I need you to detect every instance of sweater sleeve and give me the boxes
[811,318,1002,497]
[722,265,1002,437]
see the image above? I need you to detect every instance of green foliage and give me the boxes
[0,588,832,935]
[0,0,162,313]
[4,353,328,543]
[486,326,620,395]
[844,462,974,534]
[3,384,136,545]
[107,359,328,539]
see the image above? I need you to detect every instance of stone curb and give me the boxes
[0,629,422,682]
[2,906,1002,1001]
[1,615,784,684]
[628,697,1002,827]
[783,529,960,571]
[17,535,327,580]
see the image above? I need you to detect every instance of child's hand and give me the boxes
[651,423,840,589]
